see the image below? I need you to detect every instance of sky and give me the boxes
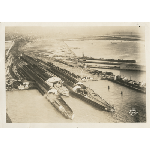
[6,26,145,39]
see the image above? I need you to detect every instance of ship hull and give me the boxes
[65,84,114,112]
[52,102,74,119]
[46,93,74,120]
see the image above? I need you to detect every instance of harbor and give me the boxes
[6,77,146,123]
[5,26,146,123]
[6,51,146,123]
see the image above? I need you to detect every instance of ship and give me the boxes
[15,56,74,119]
[46,89,74,120]
[54,83,69,96]
[65,82,115,112]
[45,77,69,96]
[20,54,114,112]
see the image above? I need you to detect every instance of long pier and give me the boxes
[79,57,136,63]
[107,78,146,94]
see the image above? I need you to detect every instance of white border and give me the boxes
[0,22,150,128]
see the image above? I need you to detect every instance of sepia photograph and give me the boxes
[1,1,150,150]
[4,23,147,124]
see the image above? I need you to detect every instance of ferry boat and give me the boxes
[46,89,74,120]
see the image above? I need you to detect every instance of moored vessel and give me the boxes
[45,77,69,96]
[65,82,115,112]
[46,89,74,120]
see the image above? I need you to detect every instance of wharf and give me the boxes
[108,79,146,94]
[19,54,114,112]
[79,57,136,63]
[87,69,146,94]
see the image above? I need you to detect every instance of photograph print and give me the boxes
[5,24,146,123]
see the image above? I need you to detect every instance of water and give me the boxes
[65,40,146,82]
[6,79,146,123]
[6,90,117,123]
[65,40,146,66]
[84,80,146,123]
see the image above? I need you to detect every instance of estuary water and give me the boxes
[6,78,146,123]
